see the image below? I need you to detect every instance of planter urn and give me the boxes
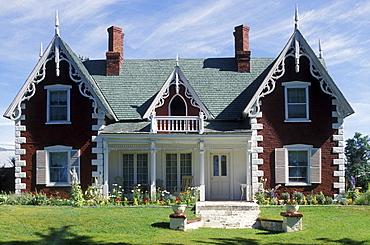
[172,204,187,214]
[285,204,299,213]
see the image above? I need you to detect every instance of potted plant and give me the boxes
[171,197,187,214]
[284,199,299,213]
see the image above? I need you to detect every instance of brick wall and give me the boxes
[20,60,97,196]
[258,56,339,197]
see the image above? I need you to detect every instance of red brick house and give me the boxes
[4,13,353,201]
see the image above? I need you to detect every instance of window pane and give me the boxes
[288,105,306,118]
[122,154,134,191]
[180,153,192,177]
[166,154,177,192]
[137,154,148,184]
[49,152,68,182]
[221,155,227,176]
[49,91,68,121]
[288,150,308,182]
[213,155,219,176]
[287,88,306,103]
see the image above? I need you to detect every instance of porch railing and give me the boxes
[150,112,204,134]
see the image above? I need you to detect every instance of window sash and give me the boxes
[166,153,192,191]
[45,85,71,124]
[36,147,80,186]
[122,154,149,191]
[49,152,68,183]
[275,147,321,185]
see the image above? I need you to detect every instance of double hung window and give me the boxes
[275,145,321,186]
[283,81,310,122]
[36,146,80,186]
[45,84,71,124]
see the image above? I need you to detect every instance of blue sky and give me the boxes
[0,0,369,149]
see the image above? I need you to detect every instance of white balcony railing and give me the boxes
[150,112,204,134]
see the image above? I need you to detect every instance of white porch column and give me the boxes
[199,140,205,201]
[103,139,109,198]
[150,139,157,201]
[246,148,253,201]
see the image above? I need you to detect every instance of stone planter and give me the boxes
[172,204,187,214]
[285,204,299,213]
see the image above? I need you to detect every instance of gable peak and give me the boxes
[319,39,324,59]
[55,10,60,36]
[295,4,299,31]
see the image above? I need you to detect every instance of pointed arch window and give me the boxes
[169,95,187,116]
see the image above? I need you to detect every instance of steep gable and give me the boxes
[4,35,112,121]
[243,29,354,119]
[142,61,212,120]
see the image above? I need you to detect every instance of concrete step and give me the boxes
[195,201,260,228]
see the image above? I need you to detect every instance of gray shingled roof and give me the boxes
[83,57,275,121]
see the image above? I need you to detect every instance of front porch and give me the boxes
[99,134,259,202]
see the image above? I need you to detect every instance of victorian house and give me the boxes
[4,11,353,201]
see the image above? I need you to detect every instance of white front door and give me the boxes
[210,154,230,200]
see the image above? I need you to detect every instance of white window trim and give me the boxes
[42,145,79,187]
[284,144,312,186]
[121,153,149,185]
[45,84,72,125]
[164,152,193,190]
[275,144,321,186]
[282,81,311,122]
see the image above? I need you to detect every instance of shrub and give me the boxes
[354,189,370,205]
[281,192,290,201]
[316,192,325,205]
[306,194,313,205]
[338,198,349,205]
[293,192,304,205]
[325,196,333,205]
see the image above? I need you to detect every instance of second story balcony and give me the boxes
[150,112,204,134]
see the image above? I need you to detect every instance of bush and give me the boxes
[316,192,325,205]
[281,192,290,201]
[354,189,370,205]
[293,192,304,205]
[325,196,333,205]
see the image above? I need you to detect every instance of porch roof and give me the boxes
[102,121,252,134]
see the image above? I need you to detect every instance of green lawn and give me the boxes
[0,205,369,244]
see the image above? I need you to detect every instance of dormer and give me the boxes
[144,58,212,134]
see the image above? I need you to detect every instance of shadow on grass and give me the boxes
[194,237,260,245]
[151,222,170,229]
[316,237,370,245]
[1,226,132,245]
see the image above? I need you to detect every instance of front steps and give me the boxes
[195,201,260,228]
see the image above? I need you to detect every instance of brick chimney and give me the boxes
[234,25,251,72]
[106,26,124,76]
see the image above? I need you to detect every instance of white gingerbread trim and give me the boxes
[4,36,108,122]
[143,62,213,120]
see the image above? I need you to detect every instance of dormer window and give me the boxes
[282,81,311,122]
[169,95,187,116]
[45,84,72,124]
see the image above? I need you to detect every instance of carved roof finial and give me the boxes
[55,10,60,36]
[176,54,179,66]
[39,43,43,58]
[295,4,299,31]
[319,39,323,59]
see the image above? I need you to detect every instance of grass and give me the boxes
[0,205,369,244]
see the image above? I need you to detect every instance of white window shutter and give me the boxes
[275,148,287,183]
[70,150,80,183]
[36,150,47,185]
[310,148,321,183]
